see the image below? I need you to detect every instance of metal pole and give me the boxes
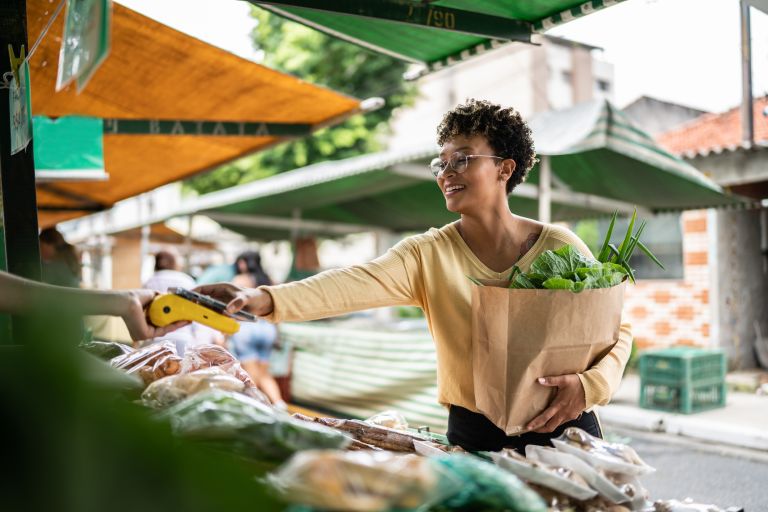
[1,0,40,344]
[538,155,552,223]
[740,0,754,146]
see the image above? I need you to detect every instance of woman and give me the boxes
[197,99,632,452]
[229,251,285,408]
[39,227,81,288]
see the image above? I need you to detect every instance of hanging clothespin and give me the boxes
[7,44,27,85]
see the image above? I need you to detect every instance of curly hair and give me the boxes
[436,99,537,194]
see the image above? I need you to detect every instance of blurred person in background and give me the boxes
[39,227,81,288]
[230,251,285,408]
[143,247,223,355]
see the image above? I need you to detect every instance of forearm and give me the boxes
[578,321,633,408]
[260,250,418,323]
[0,271,130,317]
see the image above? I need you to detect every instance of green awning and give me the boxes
[526,99,744,211]
[185,99,744,241]
[255,0,627,72]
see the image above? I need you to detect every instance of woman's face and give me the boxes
[436,134,510,215]
[237,259,248,274]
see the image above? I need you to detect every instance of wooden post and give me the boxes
[538,155,552,223]
[1,0,41,344]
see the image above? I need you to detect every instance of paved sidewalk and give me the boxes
[598,373,768,452]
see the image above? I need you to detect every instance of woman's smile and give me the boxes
[444,183,466,196]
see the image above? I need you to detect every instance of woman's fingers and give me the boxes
[527,404,558,432]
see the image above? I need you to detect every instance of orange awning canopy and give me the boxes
[27,1,362,226]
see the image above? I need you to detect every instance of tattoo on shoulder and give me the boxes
[519,232,540,258]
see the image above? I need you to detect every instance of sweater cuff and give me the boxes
[256,285,280,323]
[578,369,611,410]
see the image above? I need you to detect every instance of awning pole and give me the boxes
[538,155,552,223]
[740,0,754,146]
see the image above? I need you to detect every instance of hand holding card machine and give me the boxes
[148,287,256,335]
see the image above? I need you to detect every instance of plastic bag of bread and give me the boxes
[491,448,597,500]
[552,427,655,476]
[268,450,450,511]
[180,344,255,388]
[141,367,246,408]
[365,410,409,431]
[110,342,181,386]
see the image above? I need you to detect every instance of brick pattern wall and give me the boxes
[622,210,712,349]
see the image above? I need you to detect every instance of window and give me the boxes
[596,79,610,92]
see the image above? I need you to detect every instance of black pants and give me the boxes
[447,405,602,453]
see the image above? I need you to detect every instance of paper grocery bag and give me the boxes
[471,280,625,436]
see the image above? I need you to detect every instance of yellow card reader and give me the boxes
[148,287,256,335]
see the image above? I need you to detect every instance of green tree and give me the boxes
[186,7,416,195]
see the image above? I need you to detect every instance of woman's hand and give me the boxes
[526,374,586,433]
[121,290,189,341]
[193,283,274,317]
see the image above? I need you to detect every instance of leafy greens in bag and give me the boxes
[481,210,664,293]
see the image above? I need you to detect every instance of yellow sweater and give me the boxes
[262,221,632,412]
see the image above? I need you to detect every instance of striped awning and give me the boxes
[27,0,363,227]
[279,321,448,432]
[255,0,627,74]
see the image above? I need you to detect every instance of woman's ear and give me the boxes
[499,158,516,182]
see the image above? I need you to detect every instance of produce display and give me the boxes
[160,390,351,460]
[269,450,445,511]
[94,340,742,512]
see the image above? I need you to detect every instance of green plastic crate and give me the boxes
[639,347,727,414]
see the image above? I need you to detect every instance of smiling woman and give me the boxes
[195,98,633,453]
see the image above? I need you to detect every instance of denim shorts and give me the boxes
[229,321,278,362]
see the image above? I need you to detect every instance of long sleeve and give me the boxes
[260,240,422,323]
[578,320,633,408]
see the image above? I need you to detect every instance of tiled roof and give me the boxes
[656,97,768,157]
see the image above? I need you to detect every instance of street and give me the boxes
[606,428,768,512]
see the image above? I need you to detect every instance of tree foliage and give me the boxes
[186,7,416,195]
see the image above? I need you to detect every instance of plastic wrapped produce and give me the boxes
[491,448,597,500]
[141,367,246,408]
[432,453,547,512]
[269,450,450,512]
[159,390,350,460]
[80,340,133,360]
[527,445,648,509]
[365,410,409,431]
[551,427,655,476]
[181,344,255,387]
[110,342,181,386]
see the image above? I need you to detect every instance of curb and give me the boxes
[598,404,768,452]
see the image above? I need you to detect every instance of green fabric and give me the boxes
[265,1,625,65]
[33,116,106,178]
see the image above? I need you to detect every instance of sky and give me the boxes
[119,0,767,114]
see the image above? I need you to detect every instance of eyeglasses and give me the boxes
[429,152,503,178]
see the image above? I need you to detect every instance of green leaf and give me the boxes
[608,244,622,262]
[597,211,618,262]
[510,273,537,289]
[529,250,569,278]
[618,208,637,262]
[638,240,665,269]
[542,277,575,290]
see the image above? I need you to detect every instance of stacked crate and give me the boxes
[639,347,727,414]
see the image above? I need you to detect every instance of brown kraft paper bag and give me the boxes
[471,280,625,436]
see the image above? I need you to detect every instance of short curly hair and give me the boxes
[436,99,537,194]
